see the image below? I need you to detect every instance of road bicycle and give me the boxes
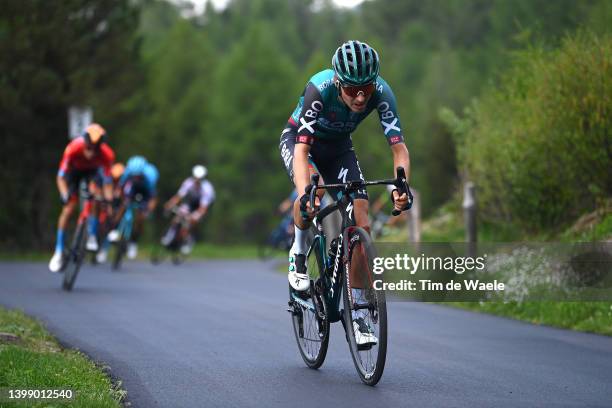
[111,194,144,270]
[151,206,192,265]
[88,200,114,265]
[62,184,101,291]
[288,167,413,385]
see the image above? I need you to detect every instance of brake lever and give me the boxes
[309,173,320,213]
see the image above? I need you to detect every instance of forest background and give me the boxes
[1,0,610,248]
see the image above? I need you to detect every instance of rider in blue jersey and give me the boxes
[279,41,411,345]
[107,156,159,259]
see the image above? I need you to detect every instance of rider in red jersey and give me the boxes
[49,123,115,272]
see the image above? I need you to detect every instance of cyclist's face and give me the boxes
[339,83,374,112]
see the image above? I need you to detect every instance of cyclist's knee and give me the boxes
[62,201,77,215]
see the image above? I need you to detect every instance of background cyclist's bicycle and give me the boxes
[110,194,143,270]
[151,206,192,265]
[61,183,103,291]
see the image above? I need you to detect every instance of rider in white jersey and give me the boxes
[162,165,215,253]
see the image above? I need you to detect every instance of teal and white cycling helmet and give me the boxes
[192,165,207,180]
[127,155,147,175]
[332,40,380,86]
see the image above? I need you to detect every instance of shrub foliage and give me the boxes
[447,32,611,230]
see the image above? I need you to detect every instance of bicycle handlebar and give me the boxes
[307,166,413,217]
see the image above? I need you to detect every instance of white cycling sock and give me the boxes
[292,225,309,255]
[351,288,366,320]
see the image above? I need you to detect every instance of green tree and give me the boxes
[205,23,298,241]
[446,31,611,230]
[0,0,141,248]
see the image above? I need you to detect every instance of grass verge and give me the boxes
[0,243,267,262]
[415,199,612,336]
[0,253,49,262]
[448,301,612,336]
[305,203,612,336]
[0,307,124,407]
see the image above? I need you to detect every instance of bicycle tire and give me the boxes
[111,239,126,271]
[172,253,186,265]
[63,223,86,291]
[289,234,329,369]
[342,227,387,385]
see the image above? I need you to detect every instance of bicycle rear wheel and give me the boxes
[63,223,86,291]
[342,227,387,385]
[289,233,329,369]
[171,252,186,265]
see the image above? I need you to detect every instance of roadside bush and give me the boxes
[444,31,611,231]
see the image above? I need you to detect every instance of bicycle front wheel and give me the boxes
[63,223,86,291]
[289,233,329,369]
[342,227,387,385]
[111,239,126,271]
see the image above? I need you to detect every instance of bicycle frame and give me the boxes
[167,206,191,249]
[77,199,93,225]
[307,195,356,323]
[289,190,374,324]
[70,185,96,257]
[117,199,142,242]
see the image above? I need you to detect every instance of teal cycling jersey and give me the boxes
[288,69,403,145]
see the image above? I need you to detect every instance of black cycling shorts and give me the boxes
[123,178,152,204]
[66,168,102,198]
[278,126,368,201]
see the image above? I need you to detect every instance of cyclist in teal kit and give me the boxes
[279,40,411,302]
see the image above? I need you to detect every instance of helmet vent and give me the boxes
[332,40,379,86]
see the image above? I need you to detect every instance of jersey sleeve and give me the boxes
[177,179,191,198]
[58,140,79,177]
[375,82,404,145]
[100,144,115,180]
[295,83,324,145]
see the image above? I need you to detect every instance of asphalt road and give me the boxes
[1,260,611,407]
